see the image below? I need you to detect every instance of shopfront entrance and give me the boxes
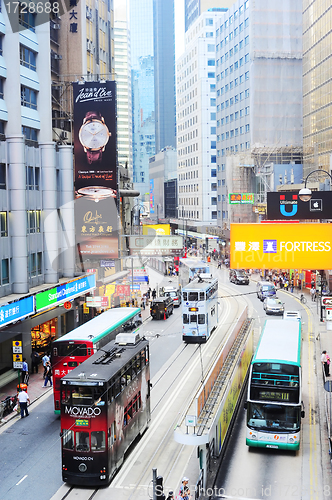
[31,318,58,356]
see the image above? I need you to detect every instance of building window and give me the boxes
[245,88,250,98]
[212,211,217,220]
[27,166,40,190]
[206,32,213,38]
[208,59,215,66]
[20,45,36,71]
[245,0,249,9]
[245,36,249,45]
[245,106,250,115]
[211,156,216,163]
[211,126,216,134]
[37,252,42,275]
[211,140,216,149]
[0,36,3,56]
[245,53,249,63]
[211,169,217,177]
[0,211,7,236]
[22,126,38,141]
[19,8,36,32]
[211,197,217,205]
[211,183,217,191]
[210,98,216,106]
[234,27,238,37]
[29,253,36,277]
[2,258,9,284]
[245,124,250,132]
[206,18,213,25]
[234,61,238,69]
[0,78,3,99]
[245,71,249,80]
[21,86,37,109]
[210,84,216,91]
[27,210,41,234]
[239,22,243,32]
[0,164,5,189]
[211,112,216,120]
[208,44,215,52]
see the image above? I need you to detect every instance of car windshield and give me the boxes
[262,285,274,291]
[247,402,301,432]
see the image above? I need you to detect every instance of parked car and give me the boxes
[161,286,182,307]
[229,269,249,285]
[257,280,276,301]
[150,296,174,319]
[283,310,301,321]
[263,297,285,315]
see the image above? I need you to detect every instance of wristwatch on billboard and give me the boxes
[78,111,111,164]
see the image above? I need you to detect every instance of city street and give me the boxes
[0,265,331,500]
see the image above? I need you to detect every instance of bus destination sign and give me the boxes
[259,390,290,402]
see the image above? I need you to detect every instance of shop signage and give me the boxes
[322,297,332,307]
[230,223,332,270]
[142,224,170,235]
[100,260,115,267]
[129,236,182,256]
[86,296,109,308]
[0,296,34,329]
[229,193,254,204]
[36,275,96,313]
[63,301,72,310]
[267,191,332,220]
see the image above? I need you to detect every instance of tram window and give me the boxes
[125,363,132,384]
[198,314,205,324]
[183,292,187,301]
[72,387,93,405]
[109,422,116,446]
[94,387,103,404]
[76,431,90,452]
[199,292,205,300]
[91,431,105,451]
[61,389,71,403]
[131,358,137,379]
[141,349,146,367]
[190,315,197,323]
[183,314,189,324]
[135,353,141,373]
[188,292,199,301]
[211,306,216,316]
[120,369,126,391]
[113,376,121,397]
[145,346,149,364]
[62,429,74,450]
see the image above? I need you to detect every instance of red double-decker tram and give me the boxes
[51,307,142,413]
[60,332,150,486]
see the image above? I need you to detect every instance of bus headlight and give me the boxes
[288,435,297,443]
[192,330,197,335]
[249,431,257,440]
[78,463,87,472]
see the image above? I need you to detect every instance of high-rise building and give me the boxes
[215,0,303,228]
[185,0,232,32]
[303,1,332,177]
[176,10,225,224]
[130,0,176,198]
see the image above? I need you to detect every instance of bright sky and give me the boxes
[174,0,185,60]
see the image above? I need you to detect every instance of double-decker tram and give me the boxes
[60,331,150,486]
[52,307,142,413]
[182,277,218,343]
[245,319,304,450]
[179,258,211,286]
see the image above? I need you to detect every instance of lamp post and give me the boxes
[299,169,332,321]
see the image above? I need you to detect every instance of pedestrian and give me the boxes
[43,361,53,387]
[217,260,221,269]
[179,477,190,500]
[166,492,174,500]
[147,287,151,300]
[152,288,157,299]
[290,280,294,293]
[141,294,146,310]
[42,352,50,379]
[30,350,40,374]
[322,350,330,377]
[310,287,316,302]
[21,358,29,385]
[18,387,30,418]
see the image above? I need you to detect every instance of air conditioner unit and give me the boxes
[86,7,92,19]
[54,54,62,60]
[87,41,93,53]
[53,24,60,29]
[60,131,68,140]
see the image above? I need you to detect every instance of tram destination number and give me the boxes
[5,1,60,14]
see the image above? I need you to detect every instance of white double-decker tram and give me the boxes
[182,277,219,343]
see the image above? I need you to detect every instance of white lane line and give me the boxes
[16,475,28,486]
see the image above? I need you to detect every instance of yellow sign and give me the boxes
[83,303,89,314]
[13,354,22,362]
[230,223,332,269]
[142,224,170,236]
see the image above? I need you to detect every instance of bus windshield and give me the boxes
[56,342,88,357]
[247,402,301,432]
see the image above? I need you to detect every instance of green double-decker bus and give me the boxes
[245,318,304,451]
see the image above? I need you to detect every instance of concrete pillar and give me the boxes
[8,135,28,293]
[58,145,75,278]
[41,142,58,283]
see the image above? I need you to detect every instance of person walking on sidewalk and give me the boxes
[30,350,40,374]
[322,350,330,377]
[21,358,29,385]
[310,286,316,302]
[43,361,53,387]
[179,477,190,500]
[18,387,30,418]
[42,353,50,379]
[152,289,157,299]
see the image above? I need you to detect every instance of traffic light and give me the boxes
[156,475,166,500]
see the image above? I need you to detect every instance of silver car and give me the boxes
[263,297,284,315]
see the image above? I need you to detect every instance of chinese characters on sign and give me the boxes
[129,236,183,256]
[69,0,78,33]
[229,193,254,205]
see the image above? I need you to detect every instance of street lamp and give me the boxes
[298,168,332,322]
[298,169,332,202]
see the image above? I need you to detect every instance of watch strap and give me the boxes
[87,150,102,164]
[85,111,102,121]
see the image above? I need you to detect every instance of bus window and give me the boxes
[190,315,197,323]
[183,292,187,301]
[57,343,88,357]
[76,431,90,452]
[198,314,205,324]
[91,431,105,451]
[199,292,205,300]
[188,292,198,301]
[62,429,74,450]
[183,314,189,324]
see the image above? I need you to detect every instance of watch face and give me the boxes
[79,120,110,150]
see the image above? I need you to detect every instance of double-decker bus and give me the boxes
[52,307,142,413]
[182,277,218,343]
[60,332,150,486]
[179,258,211,287]
[245,319,305,450]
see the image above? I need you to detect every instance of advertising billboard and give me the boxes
[230,223,332,269]
[75,196,119,259]
[36,275,96,312]
[73,81,117,197]
[142,224,170,235]
[229,193,254,204]
[267,191,332,220]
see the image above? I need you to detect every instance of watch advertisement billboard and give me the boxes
[267,191,332,220]
[73,81,117,198]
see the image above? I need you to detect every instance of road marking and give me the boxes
[16,475,28,486]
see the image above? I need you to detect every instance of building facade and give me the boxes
[149,147,177,219]
[176,10,225,225]
[185,0,232,32]
[215,0,303,228]
[303,1,332,177]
